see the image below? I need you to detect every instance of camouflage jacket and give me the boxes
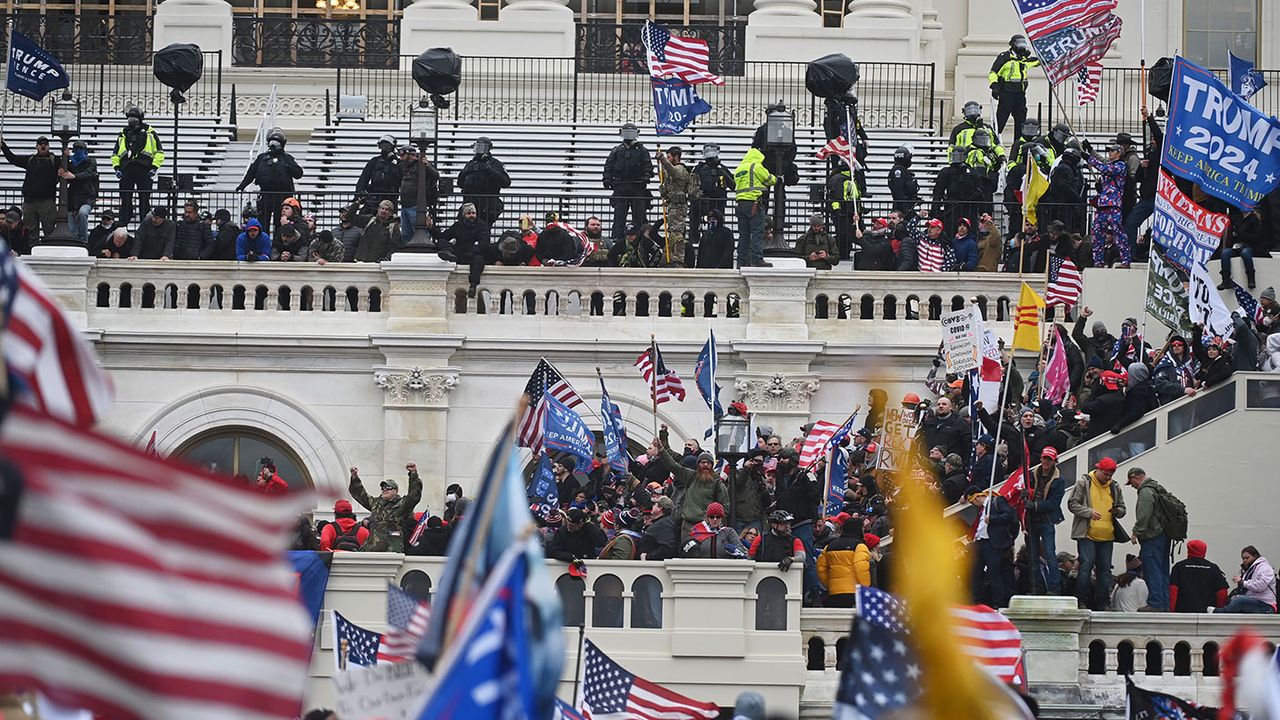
[348,470,423,552]
[659,155,702,206]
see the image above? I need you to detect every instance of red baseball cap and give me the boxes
[1095,457,1118,472]
[927,218,944,228]
[1041,447,1058,461]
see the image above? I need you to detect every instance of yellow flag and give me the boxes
[1012,282,1044,352]
[1022,158,1050,226]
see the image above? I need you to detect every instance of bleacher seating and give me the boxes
[0,114,234,208]
[301,120,951,230]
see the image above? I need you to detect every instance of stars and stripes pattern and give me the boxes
[635,344,686,404]
[0,406,316,720]
[1012,0,1122,85]
[641,20,723,86]
[1076,62,1102,105]
[1044,255,1083,308]
[817,135,858,172]
[951,605,1027,686]
[333,609,382,669]
[918,237,956,273]
[1233,281,1264,326]
[1015,0,1115,38]
[799,413,858,469]
[517,358,585,453]
[580,639,720,720]
[4,256,113,427]
[375,585,431,664]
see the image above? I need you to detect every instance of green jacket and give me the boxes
[349,470,423,552]
[796,229,839,270]
[659,154,701,206]
[733,147,775,202]
[1131,477,1166,541]
[658,428,727,529]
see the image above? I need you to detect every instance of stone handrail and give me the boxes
[808,271,1022,323]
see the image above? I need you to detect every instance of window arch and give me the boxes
[755,577,788,630]
[592,575,625,628]
[174,426,313,488]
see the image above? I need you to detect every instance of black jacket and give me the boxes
[545,524,608,562]
[238,150,303,193]
[775,468,821,524]
[984,495,1020,550]
[920,411,972,462]
[887,163,919,211]
[2,144,60,201]
[135,218,176,260]
[210,221,239,261]
[693,160,734,199]
[457,154,511,197]
[356,153,403,199]
[854,229,896,270]
[171,217,214,260]
[434,218,491,262]
[88,222,121,254]
[696,221,735,268]
[603,143,654,193]
[535,225,580,265]
[66,155,98,209]
[400,158,440,208]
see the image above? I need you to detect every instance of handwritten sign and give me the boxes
[332,661,432,720]
[940,308,980,374]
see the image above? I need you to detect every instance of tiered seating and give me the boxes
[302,120,950,229]
[0,114,235,205]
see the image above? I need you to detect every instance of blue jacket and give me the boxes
[236,219,271,261]
[1025,465,1065,525]
[952,232,978,270]
[984,494,1020,550]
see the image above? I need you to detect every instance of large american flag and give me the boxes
[4,256,112,426]
[1233,281,1264,325]
[799,413,858,468]
[333,609,382,669]
[1044,255,1083,308]
[1076,62,1103,105]
[635,343,686,405]
[376,584,431,663]
[517,358,585,453]
[1012,0,1122,85]
[641,21,724,86]
[581,639,720,720]
[816,135,858,172]
[0,406,316,720]
[919,237,955,273]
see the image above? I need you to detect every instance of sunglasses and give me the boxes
[707,515,724,520]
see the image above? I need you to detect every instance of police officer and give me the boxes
[603,122,654,243]
[1047,122,1073,157]
[887,145,920,214]
[690,142,734,265]
[657,146,701,268]
[236,128,304,236]
[826,165,860,261]
[355,134,402,214]
[989,35,1040,137]
[933,146,985,235]
[966,127,1005,214]
[1038,145,1087,234]
[734,141,776,268]
[457,136,511,227]
[111,105,164,226]
[1004,119,1055,234]
[948,100,991,155]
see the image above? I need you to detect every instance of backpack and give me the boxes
[1151,482,1189,541]
[599,534,638,560]
[332,523,362,552]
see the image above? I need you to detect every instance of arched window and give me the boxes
[755,577,788,630]
[557,574,585,627]
[631,575,663,629]
[592,575,625,628]
[174,427,312,488]
[400,570,433,604]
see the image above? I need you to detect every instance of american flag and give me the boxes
[799,413,858,468]
[375,585,431,664]
[0,406,316,720]
[918,237,955,272]
[580,639,720,720]
[1076,62,1102,105]
[1044,255,1083,308]
[4,257,113,426]
[517,358,585,453]
[635,343,686,404]
[641,20,724,86]
[833,587,916,718]
[817,135,858,172]
[556,699,587,720]
[1233,281,1264,325]
[333,609,382,670]
[1012,0,1122,85]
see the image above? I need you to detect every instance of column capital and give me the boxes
[732,372,820,414]
[373,366,459,407]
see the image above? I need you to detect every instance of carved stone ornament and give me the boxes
[733,373,820,412]
[374,367,459,405]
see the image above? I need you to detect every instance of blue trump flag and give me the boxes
[415,540,539,720]
[693,329,723,429]
[651,77,712,136]
[287,550,332,629]
[417,427,563,719]
[598,376,630,476]
[543,392,595,469]
[6,31,70,101]
[529,451,557,507]
[1161,56,1280,212]
[825,447,848,517]
[1229,51,1268,102]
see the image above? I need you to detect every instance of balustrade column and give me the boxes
[1005,596,1088,703]
[748,0,821,25]
[844,0,912,20]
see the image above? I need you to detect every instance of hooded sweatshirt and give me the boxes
[1169,539,1230,612]
[236,219,272,261]
[1262,334,1280,372]
[1113,361,1157,431]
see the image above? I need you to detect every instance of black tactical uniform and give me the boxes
[603,122,654,242]
[237,128,304,236]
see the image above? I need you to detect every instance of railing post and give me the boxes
[928,62,936,130]
[334,65,342,127]
[229,84,238,128]
[216,49,223,118]
[572,58,580,124]
[97,62,106,116]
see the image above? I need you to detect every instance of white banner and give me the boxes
[332,661,432,720]
[1188,260,1235,338]
[940,308,981,374]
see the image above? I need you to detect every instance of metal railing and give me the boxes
[231,17,400,69]
[0,11,153,63]
[334,56,936,128]
[0,50,224,118]
[574,22,746,75]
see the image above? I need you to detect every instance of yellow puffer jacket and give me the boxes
[817,537,872,596]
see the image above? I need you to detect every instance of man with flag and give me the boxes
[656,423,727,539]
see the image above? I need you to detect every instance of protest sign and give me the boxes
[332,660,431,720]
[1161,56,1280,211]
[1145,244,1195,335]
[1151,169,1230,272]
[940,308,980,374]
[877,408,917,471]
[1188,260,1235,337]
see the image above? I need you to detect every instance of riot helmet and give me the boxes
[125,105,143,128]
[619,122,639,143]
[1020,118,1041,138]
[377,134,396,153]
[962,101,983,122]
[266,128,286,152]
[702,143,721,160]
[1049,122,1073,146]
[893,144,913,166]
[949,147,969,165]
[972,128,993,149]
[473,136,492,156]
[1061,146,1082,165]
[1010,34,1032,55]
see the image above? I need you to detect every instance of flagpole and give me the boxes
[1139,0,1148,145]
[571,623,586,709]
[987,353,1014,491]
[649,333,660,438]
[656,145,671,265]
[707,324,717,443]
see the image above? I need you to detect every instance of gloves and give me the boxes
[235,185,247,193]
[149,169,157,179]
[777,556,794,572]
[933,356,942,368]
[1081,139,1093,154]
[990,83,999,100]
[114,170,123,179]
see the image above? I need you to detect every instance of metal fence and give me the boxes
[0,11,153,63]
[0,50,224,118]
[574,22,746,75]
[1044,66,1280,137]
[335,56,936,128]
[231,17,400,69]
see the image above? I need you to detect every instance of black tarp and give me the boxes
[153,43,203,91]
[412,48,462,96]
[1148,57,1174,102]
[805,54,859,99]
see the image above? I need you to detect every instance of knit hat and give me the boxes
[697,451,715,465]
[566,508,587,523]
[809,213,824,225]
[600,510,617,528]
[1187,539,1207,558]
[1125,554,1142,571]
[334,499,353,515]
[705,502,725,518]
[1095,457,1118,472]
[1262,287,1277,302]
[863,533,881,549]
[557,456,577,473]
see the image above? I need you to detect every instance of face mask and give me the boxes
[127,117,140,129]
[445,493,458,503]
[72,149,87,164]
